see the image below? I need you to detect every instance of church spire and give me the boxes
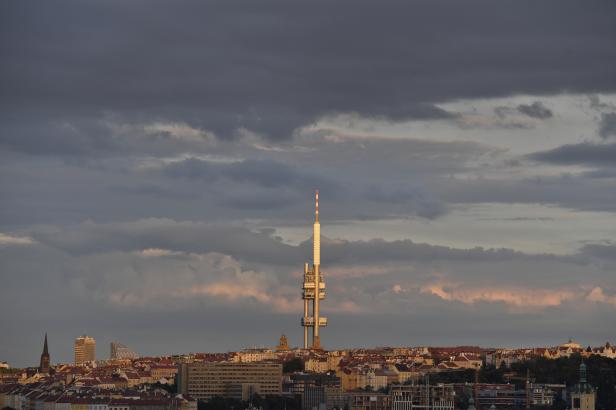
[39,332,50,374]
[43,333,49,355]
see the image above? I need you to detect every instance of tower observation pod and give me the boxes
[301,190,328,349]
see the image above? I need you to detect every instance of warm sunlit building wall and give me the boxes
[178,362,282,401]
[74,335,96,366]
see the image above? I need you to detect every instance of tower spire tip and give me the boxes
[315,189,319,222]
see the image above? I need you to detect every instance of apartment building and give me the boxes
[177,362,282,401]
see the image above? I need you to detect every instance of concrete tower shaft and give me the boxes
[301,190,327,350]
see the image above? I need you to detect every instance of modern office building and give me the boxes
[527,383,566,407]
[74,334,96,365]
[390,384,455,410]
[346,392,391,410]
[110,341,139,360]
[283,373,341,410]
[178,362,282,401]
[475,383,527,409]
[301,190,328,349]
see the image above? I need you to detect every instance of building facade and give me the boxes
[571,363,596,410]
[347,392,390,410]
[74,335,96,366]
[178,362,282,401]
[110,342,138,360]
[390,384,455,410]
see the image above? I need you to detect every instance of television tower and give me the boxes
[301,190,328,349]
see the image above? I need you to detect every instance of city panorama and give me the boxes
[1,1,616,410]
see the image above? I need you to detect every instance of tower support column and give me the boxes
[313,264,320,349]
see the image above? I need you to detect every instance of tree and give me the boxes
[510,354,616,409]
[150,381,176,394]
[479,365,505,384]
[549,396,567,410]
[197,397,243,410]
[282,358,304,373]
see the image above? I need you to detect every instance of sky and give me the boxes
[1,1,616,367]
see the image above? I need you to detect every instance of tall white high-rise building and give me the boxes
[74,334,96,365]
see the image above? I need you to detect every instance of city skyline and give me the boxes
[8,331,614,369]
[1,1,616,367]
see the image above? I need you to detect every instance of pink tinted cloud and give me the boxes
[326,266,391,279]
[420,283,577,309]
[586,286,616,307]
[188,283,303,312]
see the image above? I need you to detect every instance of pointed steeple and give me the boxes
[39,332,50,374]
[314,189,319,223]
[43,333,49,356]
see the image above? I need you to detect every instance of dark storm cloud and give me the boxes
[436,173,616,213]
[0,116,217,157]
[580,168,616,179]
[517,101,553,119]
[0,117,113,156]
[528,142,616,166]
[0,134,496,227]
[23,219,582,269]
[27,219,299,266]
[598,112,616,139]
[162,158,337,191]
[1,0,616,152]
[494,106,512,119]
[579,243,616,261]
[588,95,615,111]
[364,186,448,219]
[359,105,458,123]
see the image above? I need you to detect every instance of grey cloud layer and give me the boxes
[2,130,616,232]
[1,1,616,150]
[162,158,337,192]
[1,1,614,221]
[0,134,494,227]
[2,1,616,367]
[517,102,553,119]
[2,220,615,365]
[599,112,616,139]
[528,142,616,166]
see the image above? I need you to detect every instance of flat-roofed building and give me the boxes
[347,392,390,410]
[390,384,455,410]
[178,362,282,401]
[74,335,96,366]
[283,373,341,410]
[149,364,178,384]
[476,383,527,409]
